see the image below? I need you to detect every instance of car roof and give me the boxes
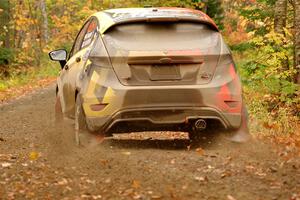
[92,7,218,34]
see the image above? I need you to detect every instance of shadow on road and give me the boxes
[107,139,190,150]
[91,130,233,150]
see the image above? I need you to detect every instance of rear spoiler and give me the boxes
[102,17,219,34]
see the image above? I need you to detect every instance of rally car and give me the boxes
[49,7,250,142]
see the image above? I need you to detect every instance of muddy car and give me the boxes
[49,7,250,141]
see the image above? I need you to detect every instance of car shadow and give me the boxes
[100,130,227,150]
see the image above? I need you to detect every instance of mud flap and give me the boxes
[228,104,252,143]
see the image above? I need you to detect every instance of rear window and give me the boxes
[103,22,220,51]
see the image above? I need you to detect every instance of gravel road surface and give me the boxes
[0,85,299,200]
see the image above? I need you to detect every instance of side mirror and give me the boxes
[49,49,67,69]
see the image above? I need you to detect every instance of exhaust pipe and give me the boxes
[194,119,207,131]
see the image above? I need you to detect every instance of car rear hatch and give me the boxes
[103,21,222,86]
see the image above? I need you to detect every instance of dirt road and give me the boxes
[0,85,299,200]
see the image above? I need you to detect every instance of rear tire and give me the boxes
[55,95,63,122]
[75,93,87,131]
[74,93,87,146]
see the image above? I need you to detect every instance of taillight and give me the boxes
[90,103,108,111]
[214,54,242,113]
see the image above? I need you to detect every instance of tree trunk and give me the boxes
[202,0,208,13]
[4,0,10,49]
[274,0,289,72]
[295,0,300,83]
[274,0,287,34]
[0,0,10,48]
[39,0,48,44]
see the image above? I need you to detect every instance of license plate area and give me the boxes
[150,64,181,81]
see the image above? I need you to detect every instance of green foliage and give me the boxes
[230,42,254,52]
[206,0,224,30]
[226,0,300,134]
[0,47,13,65]
[238,4,273,36]
[0,61,59,91]
[241,32,298,99]
[0,0,12,65]
[235,31,300,134]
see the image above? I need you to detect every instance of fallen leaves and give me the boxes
[170,159,176,164]
[255,171,267,177]
[227,194,237,200]
[99,159,109,166]
[270,181,282,189]
[29,151,39,160]
[104,178,111,184]
[0,77,56,103]
[80,193,102,199]
[269,166,278,173]
[263,126,300,156]
[0,154,17,161]
[195,147,205,156]
[113,131,189,140]
[244,165,255,173]
[56,178,69,186]
[150,194,163,199]
[220,171,232,179]
[194,176,208,182]
[132,180,140,189]
[291,193,300,200]
[0,154,18,169]
[1,162,12,168]
[121,151,131,156]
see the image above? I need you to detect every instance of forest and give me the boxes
[0,0,299,141]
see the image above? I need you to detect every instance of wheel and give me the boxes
[75,93,87,131]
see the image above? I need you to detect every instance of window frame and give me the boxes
[68,17,99,59]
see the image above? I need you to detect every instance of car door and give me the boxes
[59,18,99,116]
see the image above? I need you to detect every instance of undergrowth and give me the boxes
[0,60,59,92]
[233,32,300,136]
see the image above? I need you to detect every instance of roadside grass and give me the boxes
[0,61,59,102]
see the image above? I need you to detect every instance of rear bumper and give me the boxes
[82,68,243,133]
[86,106,241,133]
